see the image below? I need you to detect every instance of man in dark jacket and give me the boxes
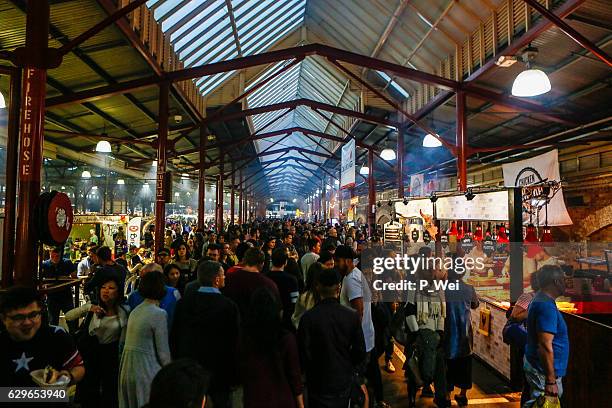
[171,261,240,408]
[40,248,76,331]
[84,246,127,302]
[298,268,366,408]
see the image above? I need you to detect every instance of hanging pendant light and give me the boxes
[511,46,551,97]
[81,170,92,179]
[359,164,369,175]
[95,140,112,153]
[512,68,551,97]
[0,90,6,109]
[497,225,509,243]
[448,221,458,236]
[380,145,396,160]
[422,134,442,148]
[474,224,483,241]
[117,179,125,185]
[524,223,538,242]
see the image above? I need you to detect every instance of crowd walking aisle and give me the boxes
[381,347,521,407]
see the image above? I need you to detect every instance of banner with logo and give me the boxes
[410,174,424,196]
[340,138,355,189]
[127,217,141,248]
[502,149,572,226]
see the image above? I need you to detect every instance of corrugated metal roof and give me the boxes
[149,0,306,97]
[243,55,360,192]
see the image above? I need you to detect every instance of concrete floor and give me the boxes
[378,344,522,407]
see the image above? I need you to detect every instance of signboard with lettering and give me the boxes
[435,191,508,221]
[340,138,355,189]
[502,149,572,226]
[19,68,46,181]
[127,217,142,248]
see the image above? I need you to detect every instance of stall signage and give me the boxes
[423,230,431,243]
[461,236,474,252]
[502,149,572,226]
[409,174,424,196]
[436,191,508,220]
[127,217,142,248]
[340,138,355,189]
[483,238,495,255]
[394,199,434,218]
[440,235,448,245]
[19,68,46,181]
[411,229,420,242]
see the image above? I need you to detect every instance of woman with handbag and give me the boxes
[65,275,130,408]
[403,259,448,408]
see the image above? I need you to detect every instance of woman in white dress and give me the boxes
[118,270,171,408]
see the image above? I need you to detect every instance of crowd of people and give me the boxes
[0,218,569,408]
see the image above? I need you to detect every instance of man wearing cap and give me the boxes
[298,268,366,408]
[156,248,172,268]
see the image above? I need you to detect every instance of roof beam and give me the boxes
[224,0,243,56]
[522,0,611,67]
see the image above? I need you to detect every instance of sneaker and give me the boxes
[421,384,434,397]
[384,360,396,373]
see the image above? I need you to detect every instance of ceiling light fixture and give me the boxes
[95,140,112,153]
[359,164,369,175]
[380,147,396,161]
[117,179,125,185]
[422,134,442,148]
[81,170,91,179]
[511,46,551,97]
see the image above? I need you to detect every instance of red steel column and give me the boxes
[197,125,206,230]
[397,126,405,198]
[230,163,235,225]
[2,68,21,287]
[238,170,243,224]
[154,82,169,251]
[322,179,327,224]
[14,2,49,286]
[338,170,342,220]
[368,148,376,237]
[456,91,468,191]
[217,153,224,233]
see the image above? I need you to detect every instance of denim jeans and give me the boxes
[523,357,563,408]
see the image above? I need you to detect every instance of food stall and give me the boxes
[70,214,129,257]
[393,187,611,396]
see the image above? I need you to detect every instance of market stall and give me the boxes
[392,187,611,389]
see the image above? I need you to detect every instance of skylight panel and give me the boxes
[242,12,304,56]
[161,0,203,31]
[375,70,411,99]
[173,5,227,50]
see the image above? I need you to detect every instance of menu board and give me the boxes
[435,191,508,221]
[394,199,434,218]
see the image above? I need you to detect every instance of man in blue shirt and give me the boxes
[127,263,181,329]
[524,265,569,407]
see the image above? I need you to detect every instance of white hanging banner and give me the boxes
[502,149,572,226]
[340,138,355,189]
[127,217,142,247]
[410,174,424,196]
